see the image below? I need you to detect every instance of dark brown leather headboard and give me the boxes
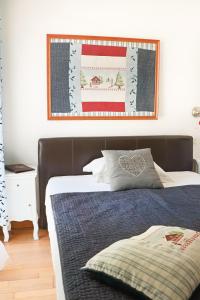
[38,135,193,228]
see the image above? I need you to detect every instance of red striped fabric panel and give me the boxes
[82,45,127,57]
[82,102,125,112]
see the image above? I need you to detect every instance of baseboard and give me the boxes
[11,221,33,229]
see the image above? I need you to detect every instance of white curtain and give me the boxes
[0,17,8,228]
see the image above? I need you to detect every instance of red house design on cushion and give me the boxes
[165,232,184,244]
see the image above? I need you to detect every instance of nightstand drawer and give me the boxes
[6,177,36,221]
[8,198,33,221]
[7,177,35,197]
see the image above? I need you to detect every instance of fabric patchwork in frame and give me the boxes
[81,45,127,113]
[136,49,156,112]
[47,34,160,119]
[50,43,71,113]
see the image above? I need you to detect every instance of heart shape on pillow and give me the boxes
[119,154,146,176]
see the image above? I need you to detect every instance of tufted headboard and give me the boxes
[38,135,193,228]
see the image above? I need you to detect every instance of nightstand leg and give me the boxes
[33,220,39,240]
[8,222,11,231]
[3,226,9,242]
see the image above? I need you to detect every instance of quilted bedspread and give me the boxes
[51,185,200,300]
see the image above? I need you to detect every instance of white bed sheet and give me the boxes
[164,171,200,187]
[45,172,200,300]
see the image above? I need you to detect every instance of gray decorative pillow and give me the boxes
[102,149,163,191]
[82,226,200,300]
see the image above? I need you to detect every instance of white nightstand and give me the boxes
[4,169,39,242]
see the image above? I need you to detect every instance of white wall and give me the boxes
[2,0,200,165]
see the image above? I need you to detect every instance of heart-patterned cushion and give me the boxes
[119,154,146,177]
[102,149,163,191]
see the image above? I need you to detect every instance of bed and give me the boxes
[38,135,200,300]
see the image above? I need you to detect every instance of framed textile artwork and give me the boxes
[47,34,160,120]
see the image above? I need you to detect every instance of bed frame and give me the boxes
[38,135,193,228]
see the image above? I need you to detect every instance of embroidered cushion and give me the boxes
[83,226,200,300]
[83,156,173,185]
[101,149,163,191]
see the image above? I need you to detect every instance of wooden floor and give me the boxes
[0,229,56,300]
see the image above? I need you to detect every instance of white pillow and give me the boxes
[83,157,110,183]
[154,162,174,184]
[83,157,173,184]
[83,157,104,173]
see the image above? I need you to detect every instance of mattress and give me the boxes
[45,171,200,300]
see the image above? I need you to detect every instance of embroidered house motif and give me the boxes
[91,76,101,86]
[164,229,200,251]
[165,232,184,245]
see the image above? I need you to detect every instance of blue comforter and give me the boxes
[51,185,200,300]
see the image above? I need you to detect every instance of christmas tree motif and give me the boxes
[114,72,124,90]
[80,71,87,89]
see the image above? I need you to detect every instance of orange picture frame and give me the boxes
[47,34,160,120]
